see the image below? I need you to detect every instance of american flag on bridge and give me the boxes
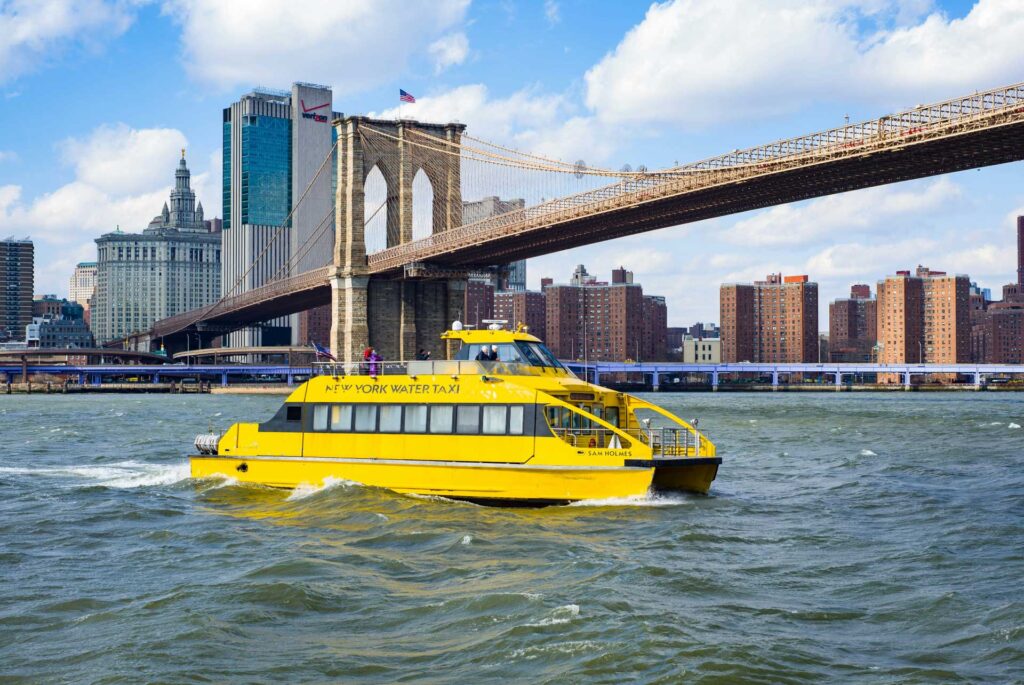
[399,89,416,103]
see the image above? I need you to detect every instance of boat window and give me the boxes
[430,405,453,434]
[509,406,525,435]
[455,343,526,363]
[515,342,546,366]
[354,405,377,432]
[519,342,564,369]
[405,405,427,433]
[331,405,352,431]
[286,405,302,422]
[482,406,507,434]
[456,405,481,434]
[312,405,328,432]
[380,405,402,432]
[604,406,619,427]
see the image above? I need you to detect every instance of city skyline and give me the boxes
[1,1,1023,326]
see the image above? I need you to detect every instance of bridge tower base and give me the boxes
[331,277,467,363]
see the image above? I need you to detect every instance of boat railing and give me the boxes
[550,426,709,457]
[313,360,543,377]
[627,426,710,458]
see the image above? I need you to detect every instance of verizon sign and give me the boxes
[301,99,329,123]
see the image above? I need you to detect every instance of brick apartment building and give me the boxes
[829,284,877,362]
[543,265,668,361]
[464,280,495,329]
[971,219,1024,363]
[494,290,546,337]
[720,273,818,362]
[877,266,969,380]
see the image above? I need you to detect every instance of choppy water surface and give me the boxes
[1,392,1022,683]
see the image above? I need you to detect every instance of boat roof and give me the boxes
[441,326,542,344]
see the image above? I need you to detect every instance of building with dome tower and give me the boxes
[92,152,221,344]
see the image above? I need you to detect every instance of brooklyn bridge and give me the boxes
[138,81,1024,364]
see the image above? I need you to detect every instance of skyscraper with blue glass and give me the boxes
[222,83,340,346]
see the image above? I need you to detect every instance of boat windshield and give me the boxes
[454,341,565,370]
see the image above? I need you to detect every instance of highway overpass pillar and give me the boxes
[651,372,660,392]
[711,370,719,391]
[771,371,780,390]
[903,371,912,389]
[834,371,842,390]
[221,372,228,387]
[973,372,982,389]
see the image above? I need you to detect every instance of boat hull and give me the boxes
[190,455,656,504]
[626,458,722,495]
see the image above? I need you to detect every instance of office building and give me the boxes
[92,154,221,343]
[543,265,668,361]
[667,327,686,352]
[26,316,94,348]
[682,337,721,363]
[494,290,546,337]
[876,266,969,378]
[828,285,877,362]
[69,262,97,308]
[720,274,818,362]
[685,322,719,339]
[222,83,341,346]
[0,237,33,341]
[33,295,84,321]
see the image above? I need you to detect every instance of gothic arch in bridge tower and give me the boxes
[411,169,434,241]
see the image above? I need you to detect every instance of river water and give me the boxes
[1,392,1022,683]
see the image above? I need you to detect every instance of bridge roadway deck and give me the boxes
[147,82,1024,341]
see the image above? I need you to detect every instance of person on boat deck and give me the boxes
[368,348,382,379]
[416,349,431,360]
[362,346,373,374]
[489,345,500,361]
[475,347,491,362]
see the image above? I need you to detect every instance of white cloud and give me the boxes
[165,0,470,92]
[0,150,17,163]
[584,0,1024,127]
[373,84,615,164]
[428,32,469,74]
[0,124,218,295]
[0,0,135,84]
[544,0,561,25]
[724,177,963,247]
[62,124,188,196]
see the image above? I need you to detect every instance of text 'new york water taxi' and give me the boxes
[191,324,720,505]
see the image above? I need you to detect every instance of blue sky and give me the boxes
[1,0,1022,325]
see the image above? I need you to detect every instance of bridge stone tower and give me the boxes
[330,116,468,364]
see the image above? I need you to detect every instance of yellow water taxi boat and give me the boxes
[191,325,720,505]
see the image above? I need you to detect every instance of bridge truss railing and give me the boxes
[367,81,1024,272]
[152,266,334,338]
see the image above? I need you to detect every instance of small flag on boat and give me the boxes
[399,89,416,103]
[311,341,336,361]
